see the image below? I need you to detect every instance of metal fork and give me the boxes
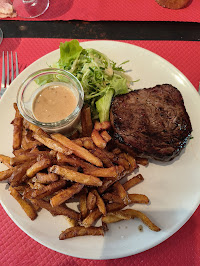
[0,51,19,98]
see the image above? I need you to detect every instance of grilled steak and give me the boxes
[110,84,192,161]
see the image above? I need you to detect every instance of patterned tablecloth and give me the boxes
[0,38,199,265]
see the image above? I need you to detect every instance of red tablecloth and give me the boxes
[2,0,200,22]
[0,38,200,265]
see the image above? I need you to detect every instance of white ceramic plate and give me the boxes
[0,41,200,260]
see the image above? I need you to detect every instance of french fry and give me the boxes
[79,189,88,219]
[58,165,79,172]
[82,138,95,150]
[102,222,109,232]
[9,186,37,220]
[27,181,35,189]
[73,137,94,146]
[50,165,102,187]
[103,193,149,205]
[50,183,84,207]
[49,150,57,158]
[32,173,59,184]
[57,152,83,166]
[0,108,161,240]
[113,181,130,205]
[81,208,102,227]
[108,192,148,204]
[29,199,41,212]
[136,157,149,166]
[13,148,29,156]
[59,226,104,240]
[0,154,12,168]
[21,128,30,150]
[14,185,28,192]
[21,128,43,150]
[86,191,97,211]
[112,148,121,155]
[25,130,41,143]
[0,167,15,181]
[33,133,72,156]
[90,148,113,167]
[94,147,116,160]
[26,158,52,178]
[56,153,96,173]
[123,154,138,171]
[29,147,44,154]
[84,166,119,178]
[106,202,126,212]
[91,129,107,149]
[23,138,42,150]
[100,131,112,143]
[73,138,83,147]
[24,180,67,199]
[117,157,130,170]
[123,174,144,191]
[102,210,131,223]
[103,192,122,203]
[94,121,111,131]
[10,153,38,166]
[92,189,106,216]
[69,130,80,140]
[51,133,103,167]
[12,103,23,150]
[65,217,78,227]
[97,165,125,194]
[31,199,80,220]
[128,194,149,204]
[33,182,45,190]
[98,177,118,194]
[23,120,48,137]
[9,160,36,186]
[122,209,161,232]
[81,105,93,137]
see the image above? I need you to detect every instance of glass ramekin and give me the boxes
[17,68,84,135]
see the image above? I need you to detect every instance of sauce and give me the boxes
[33,84,77,123]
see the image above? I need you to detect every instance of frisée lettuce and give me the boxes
[38,40,137,122]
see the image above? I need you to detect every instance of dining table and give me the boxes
[0,1,200,265]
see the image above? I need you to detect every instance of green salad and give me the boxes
[39,40,138,122]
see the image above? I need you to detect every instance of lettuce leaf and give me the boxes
[35,40,137,122]
[58,40,83,69]
[96,89,114,122]
[110,76,129,95]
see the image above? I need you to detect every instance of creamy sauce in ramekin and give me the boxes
[33,84,77,123]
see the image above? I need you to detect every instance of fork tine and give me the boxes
[1,51,19,98]
[6,51,9,89]
[1,51,5,90]
[15,52,19,77]
[11,51,14,82]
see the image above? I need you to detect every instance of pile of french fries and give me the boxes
[0,104,160,240]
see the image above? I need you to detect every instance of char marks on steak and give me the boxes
[110,84,192,161]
